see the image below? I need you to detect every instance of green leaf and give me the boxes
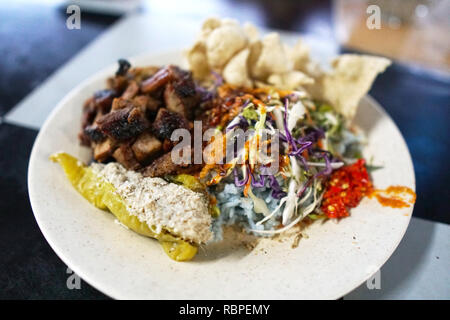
[318,103,333,113]
[366,164,384,173]
[242,104,259,120]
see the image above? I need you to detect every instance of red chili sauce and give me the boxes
[321,159,416,218]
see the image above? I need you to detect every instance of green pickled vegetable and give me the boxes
[167,174,206,193]
[50,152,197,262]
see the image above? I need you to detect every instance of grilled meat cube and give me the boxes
[81,98,96,127]
[142,152,201,177]
[97,106,149,141]
[79,64,203,169]
[121,81,139,100]
[93,89,117,113]
[142,152,184,177]
[128,106,149,125]
[146,96,162,113]
[162,138,174,152]
[140,65,197,94]
[107,75,128,94]
[164,66,199,118]
[79,98,98,146]
[134,95,161,121]
[79,132,92,147]
[140,67,171,93]
[152,108,191,140]
[115,59,131,76]
[112,144,140,170]
[111,97,135,111]
[83,110,108,143]
[163,82,194,118]
[94,138,117,162]
[168,65,192,81]
[142,152,178,177]
[128,66,160,83]
[132,95,161,113]
[84,124,104,142]
[131,95,149,109]
[131,132,162,163]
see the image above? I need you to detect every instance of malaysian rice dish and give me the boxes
[50,17,416,261]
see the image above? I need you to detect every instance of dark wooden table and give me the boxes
[0,0,448,299]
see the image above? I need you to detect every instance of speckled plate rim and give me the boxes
[28,50,415,300]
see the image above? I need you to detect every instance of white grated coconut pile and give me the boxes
[91,162,213,244]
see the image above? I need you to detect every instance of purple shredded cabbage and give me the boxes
[297,177,313,197]
[268,175,287,199]
[226,115,249,132]
[280,127,323,148]
[226,99,251,132]
[314,152,333,178]
[242,99,251,108]
[251,173,265,188]
[283,98,308,170]
[312,148,333,158]
[304,127,325,142]
[289,141,313,157]
[281,100,330,171]
[296,153,333,197]
[233,166,249,187]
[282,98,310,168]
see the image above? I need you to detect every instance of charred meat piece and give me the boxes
[142,152,184,177]
[152,108,191,140]
[142,152,201,177]
[128,106,149,126]
[140,65,197,93]
[115,59,131,76]
[128,66,160,83]
[79,131,92,147]
[107,76,128,94]
[96,106,149,141]
[146,96,162,113]
[93,138,117,162]
[142,152,178,177]
[163,83,190,118]
[113,144,140,170]
[84,124,104,142]
[133,95,161,113]
[132,95,150,110]
[94,89,117,113]
[140,67,171,94]
[111,97,134,111]
[131,132,162,163]
[121,81,139,100]
[79,98,98,146]
[83,110,108,143]
[162,138,174,152]
[80,64,204,171]
[81,98,97,128]
[164,66,199,118]
[134,95,161,121]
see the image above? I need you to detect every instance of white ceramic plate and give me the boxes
[28,51,415,299]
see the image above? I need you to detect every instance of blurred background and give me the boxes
[0,0,448,299]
